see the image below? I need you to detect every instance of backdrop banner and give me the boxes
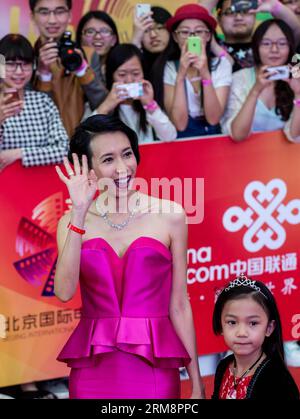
[1,131,300,386]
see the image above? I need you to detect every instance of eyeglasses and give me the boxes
[34,7,70,19]
[175,29,210,39]
[220,8,252,16]
[5,61,33,72]
[260,39,289,49]
[144,25,167,35]
[83,28,114,38]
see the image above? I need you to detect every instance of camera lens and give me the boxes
[58,31,83,72]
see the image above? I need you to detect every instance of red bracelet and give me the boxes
[202,78,212,86]
[67,222,86,235]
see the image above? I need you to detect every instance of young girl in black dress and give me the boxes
[212,273,299,399]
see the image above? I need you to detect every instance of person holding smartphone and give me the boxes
[160,4,232,138]
[94,43,177,143]
[221,19,300,142]
[201,0,300,72]
[0,34,68,172]
[30,0,107,136]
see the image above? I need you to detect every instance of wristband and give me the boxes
[143,100,158,112]
[74,60,88,77]
[202,79,212,86]
[293,98,300,107]
[271,1,281,15]
[67,222,85,235]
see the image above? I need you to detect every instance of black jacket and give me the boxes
[212,354,300,400]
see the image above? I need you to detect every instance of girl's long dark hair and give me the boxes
[105,44,147,133]
[151,21,220,110]
[213,278,284,362]
[0,33,34,63]
[252,19,295,121]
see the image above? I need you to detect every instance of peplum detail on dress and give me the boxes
[57,316,191,368]
[57,237,192,370]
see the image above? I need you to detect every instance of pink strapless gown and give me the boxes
[57,236,191,399]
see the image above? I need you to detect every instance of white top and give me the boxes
[221,67,299,142]
[163,57,232,118]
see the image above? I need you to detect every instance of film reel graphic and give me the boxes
[13,193,67,297]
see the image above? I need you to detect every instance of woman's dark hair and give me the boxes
[29,0,72,11]
[69,114,140,169]
[151,20,219,110]
[0,34,34,63]
[76,10,119,48]
[106,43,148,133]
[213,277,284,362]
[252,19,295,121]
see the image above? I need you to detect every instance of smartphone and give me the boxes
[266,65,290,81]
[4,88,20,104]
[117,82,144,99]
[136,3,151,18]
[231,0,258,13]
[187,36,202,56]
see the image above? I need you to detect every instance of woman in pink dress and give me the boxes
[54,114,204,399]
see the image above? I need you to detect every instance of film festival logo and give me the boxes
[222,179,300,252]
[0,54,5,79]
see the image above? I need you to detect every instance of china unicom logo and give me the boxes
[223,179,300,252]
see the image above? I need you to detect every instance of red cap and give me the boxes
[166,4,217,33]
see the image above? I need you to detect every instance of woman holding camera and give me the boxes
[155,3,232,138]
[221,19,300,142]
[0,34,68,172]
[94,43,177,143]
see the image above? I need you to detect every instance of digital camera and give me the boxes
[58,31,83,72]
[266,65,290,81]
[117,82,144,99]
[230,0,258,13]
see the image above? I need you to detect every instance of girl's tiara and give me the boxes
[224,273,268,298]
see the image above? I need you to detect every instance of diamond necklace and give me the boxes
[95,192,140,231]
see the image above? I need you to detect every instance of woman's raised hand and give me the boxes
[55,154,98,213]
